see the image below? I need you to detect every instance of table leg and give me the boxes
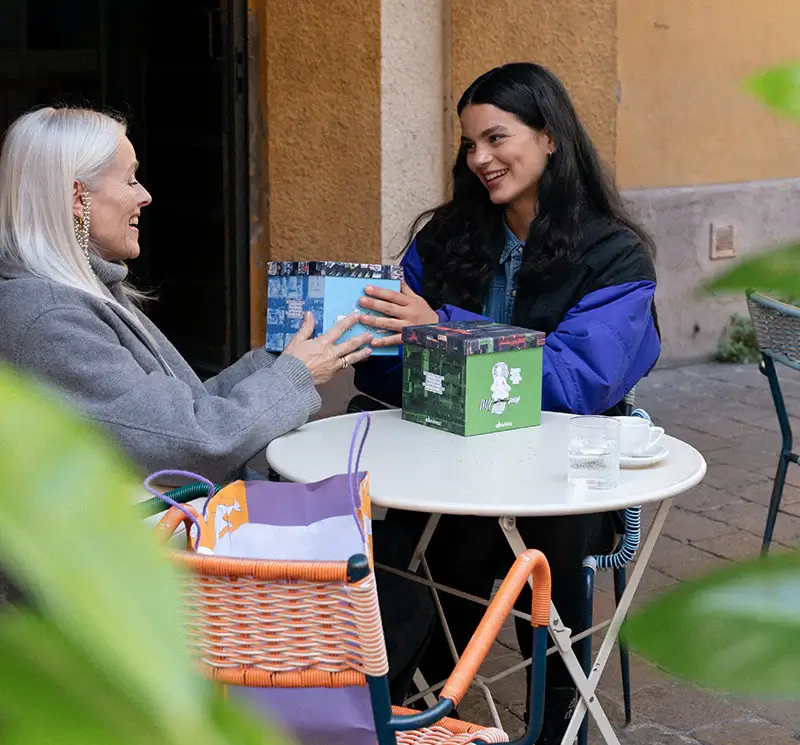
[395,501,673,741]
[499,506,678,745]
[406,514,446,709]
[412,670,433,706]
[560,498,674,744]
[409,513,441,573]
[403,513,516,729]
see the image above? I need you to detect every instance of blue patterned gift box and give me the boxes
[266,261,404,355]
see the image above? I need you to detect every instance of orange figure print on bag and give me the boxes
[196,481,250,551]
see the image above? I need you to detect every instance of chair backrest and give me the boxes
[747,292,800,373]
[623,386,636,416]
[346,394,393,415]
[155,507,389,689]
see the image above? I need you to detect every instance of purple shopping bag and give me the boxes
[146,414,380,745]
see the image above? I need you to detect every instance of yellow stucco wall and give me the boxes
[261,0,381,262]
[450,0,619,167]
[248,0,380,344]
[617,0,800,189]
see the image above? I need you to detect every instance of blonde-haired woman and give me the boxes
[0,107,373,481]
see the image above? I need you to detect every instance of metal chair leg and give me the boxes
[761,355,794,556]
[614,567,632,725]
[762,453,790,555]
[579,563,595,745]
[580,508,641,740]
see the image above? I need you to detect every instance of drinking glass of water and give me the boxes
[568,416,621,489]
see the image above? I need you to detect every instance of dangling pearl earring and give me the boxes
[73,193,92,264]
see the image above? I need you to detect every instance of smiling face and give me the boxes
[74,136,152,262]
[459,103,553,210]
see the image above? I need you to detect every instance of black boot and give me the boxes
[525,686,578,745]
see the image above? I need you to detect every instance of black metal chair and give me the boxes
[577,388,638,745]
[746,291,800,555]
[347,394,393,415]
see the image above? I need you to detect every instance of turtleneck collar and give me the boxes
[0,250,129,288]
[88,252,129,288]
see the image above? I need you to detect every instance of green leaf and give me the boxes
[0,366,296,744]
[624,552,800,696]
[0,365,204,739]
[703,242,800,300]
[0,609,293,745]
[746,62,800,119]
[0,610,159,744]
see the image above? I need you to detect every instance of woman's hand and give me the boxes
[358,281,439,347]
[283,312,373,385]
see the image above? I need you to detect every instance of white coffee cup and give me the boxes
[614,416,664,457]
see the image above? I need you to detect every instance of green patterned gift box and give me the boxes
[401,320,546,436]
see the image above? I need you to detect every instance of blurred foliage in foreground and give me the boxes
[0,365,291,745]
[628,62,800,695]
[704,63,800,301]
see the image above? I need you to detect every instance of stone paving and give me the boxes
[312,363,800,745]
[318,360,800,743]
[457,362,800,744]
[5,360,800,743]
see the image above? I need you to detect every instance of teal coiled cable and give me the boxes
[138,481,222,518]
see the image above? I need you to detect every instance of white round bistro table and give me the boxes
[267,410,707,745]
[267,410,705,517]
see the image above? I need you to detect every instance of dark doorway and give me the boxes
[0,0,251,376]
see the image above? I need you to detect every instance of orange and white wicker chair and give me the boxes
[155,507,552,745]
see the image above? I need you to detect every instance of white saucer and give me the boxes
[620,445,669,469]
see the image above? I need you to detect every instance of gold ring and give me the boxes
[341,355,349,370]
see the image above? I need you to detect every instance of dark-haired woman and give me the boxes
[354,63,660,743]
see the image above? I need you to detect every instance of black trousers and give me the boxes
[377,509,615,698]
[373,519,438,704]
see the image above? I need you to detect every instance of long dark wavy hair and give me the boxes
[408,62,654,311]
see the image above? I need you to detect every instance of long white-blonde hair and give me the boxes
[0,107,131,303]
